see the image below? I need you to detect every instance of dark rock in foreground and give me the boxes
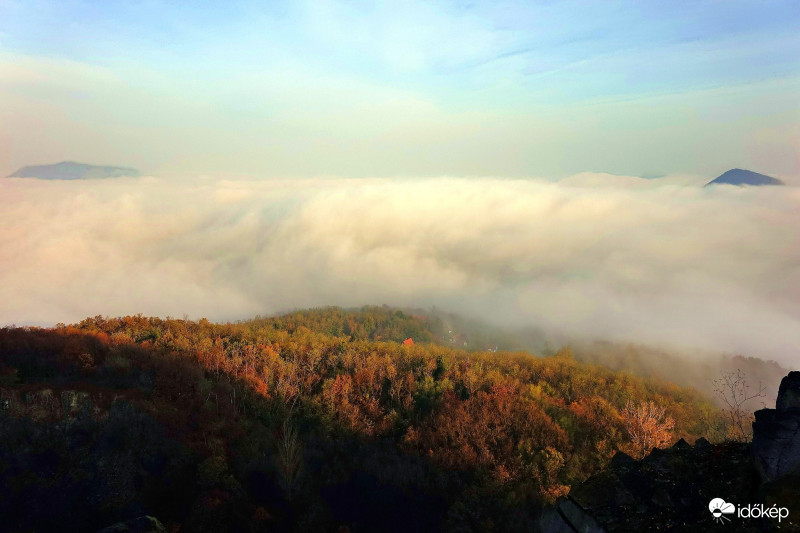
[705,169,784,187]
[540,371,800,532]
[752,371,800,482]
[8,161,140,180]
[541,441,766,532]
[96,515,165,533]
[777,371,800,411]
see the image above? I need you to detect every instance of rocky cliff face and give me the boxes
[753,371,800,482]
[96,515,165,533]
[540,372,800,532]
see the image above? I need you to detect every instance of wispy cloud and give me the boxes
[1,1,798,177]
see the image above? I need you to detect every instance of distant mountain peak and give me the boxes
[705,168,784,187]
[8,161,140,180]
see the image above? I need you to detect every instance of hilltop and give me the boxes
[268,306,788,409]
[8,161,140,180]
[705,169,784,187]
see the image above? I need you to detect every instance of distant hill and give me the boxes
[8,161,139,180]
[246,306,790,408]
[705,168,784,187]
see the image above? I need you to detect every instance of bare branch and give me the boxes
[712,369,767,442]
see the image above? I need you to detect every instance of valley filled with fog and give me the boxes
[2,173,798,366]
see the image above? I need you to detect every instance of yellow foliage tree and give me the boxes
[621,400,675,459]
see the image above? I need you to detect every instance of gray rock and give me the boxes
[539,497,606,533]
[536,372,800,532]
[672,438,691,450]
[651,487,673,507]
[752,422,800,480]
[96,515,165,533]
[609,451,635,471]
[693,437,710,449]
[752,371,800,481]
[777,371,800,411]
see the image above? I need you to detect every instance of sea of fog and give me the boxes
[1,174,798,366]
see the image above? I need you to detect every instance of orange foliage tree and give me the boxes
[620,400,675,459]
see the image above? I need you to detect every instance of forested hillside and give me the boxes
[0,309,729,532]
[251,306,789,409]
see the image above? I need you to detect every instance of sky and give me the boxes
[1,1,800,366]
[1,0,799,179]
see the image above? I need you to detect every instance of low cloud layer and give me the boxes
[1,175,798,365]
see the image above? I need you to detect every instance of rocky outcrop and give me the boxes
[540,371,800,533]
[539,439,765,532]
[752,371,800,482]
[96,515,165,533]
[776,371,800,411]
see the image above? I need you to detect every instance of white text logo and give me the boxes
[709,498,790,524]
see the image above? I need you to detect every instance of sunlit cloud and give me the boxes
[1,174,798,365]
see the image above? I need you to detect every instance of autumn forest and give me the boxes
[0,307,745,532]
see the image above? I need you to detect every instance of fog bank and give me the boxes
[1,175,798,365]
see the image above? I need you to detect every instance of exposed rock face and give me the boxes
[752,371,800,482]
[539,440,766,532]
[96,515,165,533]
[540,372,800,533]
[777,371,800,411]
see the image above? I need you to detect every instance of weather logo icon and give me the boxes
[709,498,736,524]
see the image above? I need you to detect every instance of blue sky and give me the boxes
[1,0,798,178]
